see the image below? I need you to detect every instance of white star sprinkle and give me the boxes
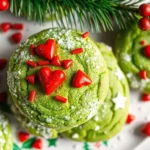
[112,93,126,110]
[114,68,124,80]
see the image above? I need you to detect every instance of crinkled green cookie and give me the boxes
[62,43,129,142]
[7,28,109,132]
[115,25,150,92]
[0,110,12,150]
[9,97,58,138]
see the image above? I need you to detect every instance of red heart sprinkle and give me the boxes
[81,32,89,38]
[26,74,35,84]
[29,44,36,55]
[29,90,36,102]
[38,60,50,66]
[62,60,73,69]
[71,48,84,54]
[1,22,11,32]
[143,45,150,58]
[38,67,66,95]
[138,70,147,80]
[26,60,37,68]
[12,23,24,30]
[142,122,150,136]
[55,95,67,103]
[36,39,56,60]
[126,114,135,124]
[51,56,61,66]
[72,70,92,88]
[32,139,43,149]
[0,58,7,70]
[0,92,7,103]
[11,32,22,43]
[141,93,150,102]
[18,132,30,142]
[0,0,9,11]
[140,40,146,46]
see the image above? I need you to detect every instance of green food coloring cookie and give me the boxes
[115,25,150,92]
[7,28,109,132]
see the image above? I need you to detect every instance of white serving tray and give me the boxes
[0,10,150,150]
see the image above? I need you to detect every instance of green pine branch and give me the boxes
[9,0,144,32]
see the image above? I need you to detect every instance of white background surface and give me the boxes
[1,9,150,150]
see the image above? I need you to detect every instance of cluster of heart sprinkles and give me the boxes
[0,22,23,103]
[26,32,92,103]
[138,3,150,31]
[0,22,24,43]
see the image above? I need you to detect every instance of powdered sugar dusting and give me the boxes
[7,28,106,129]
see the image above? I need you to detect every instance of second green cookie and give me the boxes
[115,25,150,92]
[62,43,129,142]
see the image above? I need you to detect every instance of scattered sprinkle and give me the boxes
[112,92,126,110]
[81,32,89,38]
[29,90,36,102]
[26,60,37,68]
[71,48,84,54]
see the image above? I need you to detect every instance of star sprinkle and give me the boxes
[112,93,126,110]
[47,138,57,147]
[103,141,108,146]
[114,68,124,80]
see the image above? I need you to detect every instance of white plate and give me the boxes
[0,11,150,150]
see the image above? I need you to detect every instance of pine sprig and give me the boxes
[10,0,144,32]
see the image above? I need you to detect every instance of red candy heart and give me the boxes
[32,139,43,149]
[62,60,73,69]
[18,132,30,142]
[51,56,61,66]
[1,22,11,32]
[142,93,150,102]
[26,74,35,84]
[72,70,92,88]
[138,70,147,80]
[126,114,135,124]
[142,122,150,136]
[36,39,56,60]
[38,67,66,95]
[11,32,22,43]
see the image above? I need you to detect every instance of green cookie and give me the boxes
[9,98,58,138]
[62,43,129,142]
[115,25,150,92]
[0,110,13,150]
[7,28,109,132]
